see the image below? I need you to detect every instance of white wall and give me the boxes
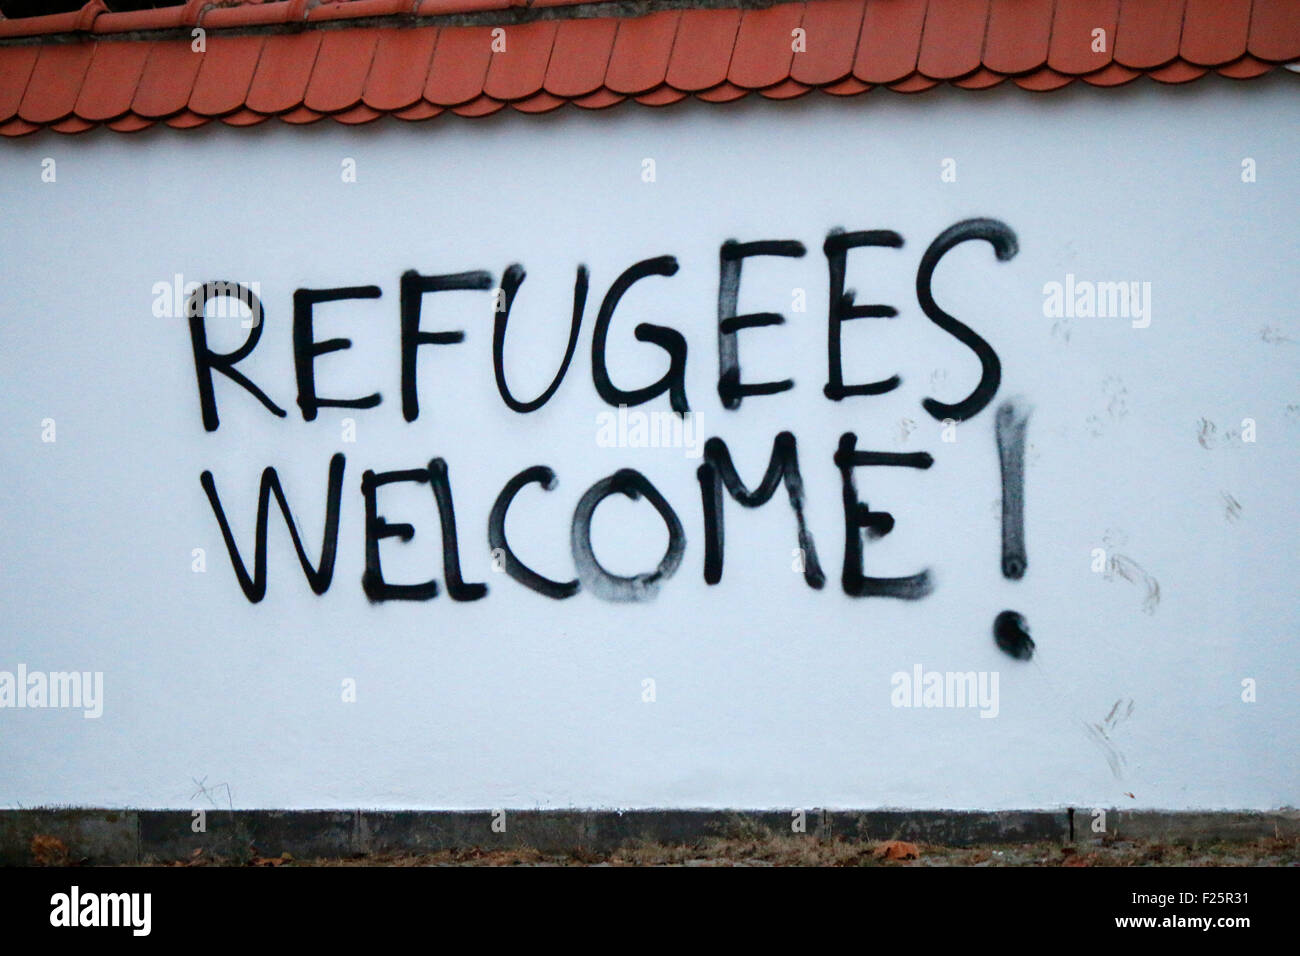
[0,77,1296,810]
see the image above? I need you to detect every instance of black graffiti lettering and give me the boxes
[360,466,439,603]
[995,398,1031,579]
[427,458,488,602]
[487,465,580,600]
[591,256,689,414]
[359,460,487,603]
[200,453,345,603]
[400,269,491,423]
[834,434,934,599]
[187,281,286,432]
[717,239,804,410]
[822,230,904,401]
[293,285,383,422]
[493,264,587,413]
[570,468,685,602]
[917,218,1017,422]
[696,432,824,589]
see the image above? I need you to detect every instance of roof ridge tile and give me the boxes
[0,0,1292,137]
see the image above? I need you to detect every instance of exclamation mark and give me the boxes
[993,397,1034,660]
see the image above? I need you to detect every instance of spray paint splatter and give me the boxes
[993,610,1034,661]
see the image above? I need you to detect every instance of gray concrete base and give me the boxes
[0,808,1295,865]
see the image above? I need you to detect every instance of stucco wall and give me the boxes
[0,77,1295,809]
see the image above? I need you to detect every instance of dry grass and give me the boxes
[148,835,1300,867]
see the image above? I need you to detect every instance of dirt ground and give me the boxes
[154,835,1300,867]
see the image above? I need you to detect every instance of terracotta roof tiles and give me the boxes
[189,34,264,117]
[605,9,679,94]
[0,0,1293,137]
[665,7,741,92]
[363,26,438,111]
[789,0,863,86]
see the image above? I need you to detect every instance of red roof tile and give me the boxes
[106,112,151,132]
[953,66,1005,88]
[1048,0,1120,75]
[1249,0,1300,61]
[201,0,307,30]
[303,26,380,113]
[984,0,1054,74]
[545,16,617,97]
[74,39,150,121]
[334,103,383,124]
[854,0,928,84]
[0,0,1293,137]
[221,107,269,127]
[891,72,939,92]
[573,88,624,108]
[1150,59,1208,82]
[790,0,867,86]
[605,9,680,94]
[364,26,438,111]
[512,89,565,112]
[918,0,990,80]
[1084,61,1141,85]
[761,77,812,98]
[729,2,804,89]
[132,39,203,119]
[246,31,322,115]
[0,45,40,122]
[0,116,40,136]
[394,100,442,120]
[309,0,412,22]
[1113,0,1185,69]
[424,23,494,105]
[93,2,195,35]
[18,40,93,124]
[483,19,557,101]
[189,34,264,117]
[696,80,747,102]
[452,93,504,116]
[166,110,209,130]
[666,7,741,92]
[822,75,871,95]
[51,114,95,133]
[636,85,687,107]
[281,105,323,125]
[1180,0,1252,65]
[1015,67,1075,90]
[1218,54,1274,78]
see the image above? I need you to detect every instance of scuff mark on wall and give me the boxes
[1083,698,1135,780]
[1107,554,1161,615]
